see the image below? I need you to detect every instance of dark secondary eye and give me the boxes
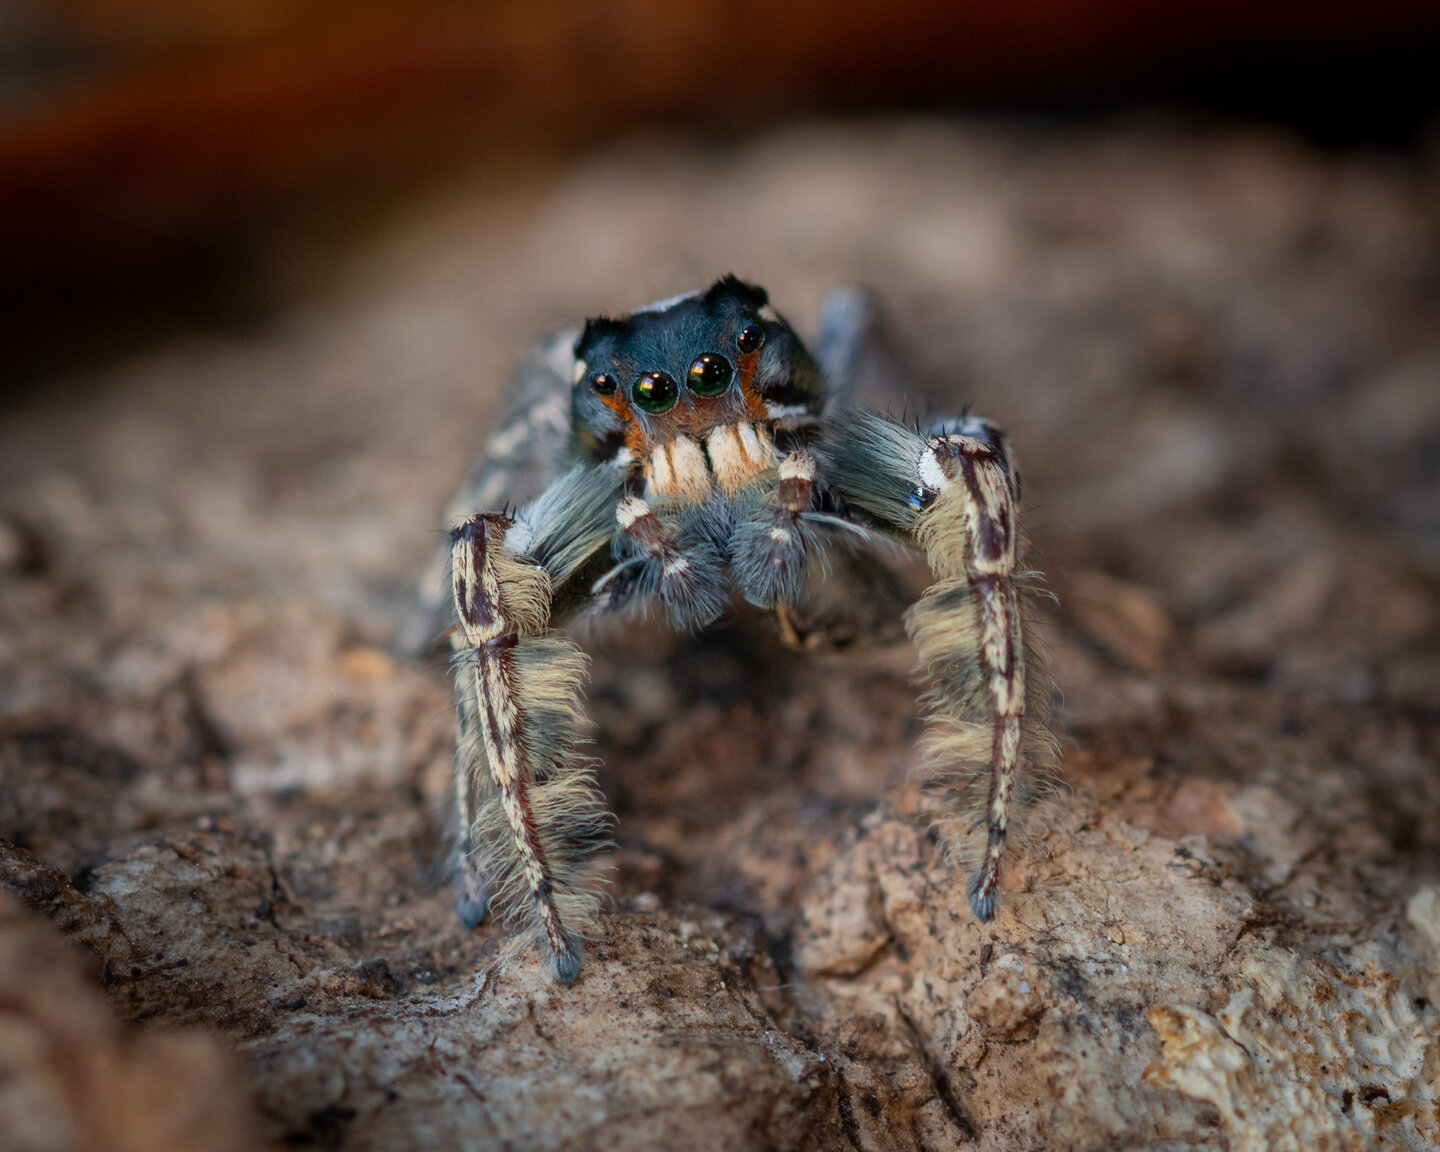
[687,353,733,397]
[737,324,764,354]
[632,371,678,413]
[589,371,617,395]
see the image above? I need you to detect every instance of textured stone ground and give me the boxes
[1,120,1438,1150]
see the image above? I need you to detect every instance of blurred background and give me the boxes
[2,0,1439,393]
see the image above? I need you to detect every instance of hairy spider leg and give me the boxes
[730,450,823,610]
[451,690,490,927]
[449,464,619,982]
[813,287,876,408]
[822,411,1055,922]
[607,492,729,629]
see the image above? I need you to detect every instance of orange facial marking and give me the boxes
[735,347,769,420]
[594,387,647,457]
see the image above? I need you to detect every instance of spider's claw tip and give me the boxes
[550,938,584,984]
[455,878,490,929]
[967,871,1000,923]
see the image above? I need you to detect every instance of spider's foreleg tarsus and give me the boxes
[609,495,728,628]
[732,450,821,609]
[451,512,608,983]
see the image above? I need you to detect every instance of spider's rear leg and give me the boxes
[411,328,579,656]
[824,412,1055,922]
[814,286,913,411]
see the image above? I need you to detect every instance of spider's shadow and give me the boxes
[580,601,919,912]
[585,608,813,817]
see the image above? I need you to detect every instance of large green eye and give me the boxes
[632,371,678,413]
[687,353,733,397]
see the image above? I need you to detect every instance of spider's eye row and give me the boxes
[687,353,733,397]
[632,371,678,413]
[589,372,617,395]
[737,324,764,355]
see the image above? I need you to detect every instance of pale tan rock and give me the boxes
[1147,948,1440,1152]
[1404,885,1440,952]
[797,834,892,978]
[966,955,1044,1040]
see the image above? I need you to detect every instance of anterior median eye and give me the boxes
[632,371,678,413]
[687,353,733,397]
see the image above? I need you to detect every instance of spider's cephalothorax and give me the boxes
[441,275,1056,982]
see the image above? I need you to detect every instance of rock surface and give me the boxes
[0,888,263,1152]
[1,120,1438,1150]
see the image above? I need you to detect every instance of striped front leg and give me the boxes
[451,513,606,982]
[909,432,1031,920]
[822,410,1056,926]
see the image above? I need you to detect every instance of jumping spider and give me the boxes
[437,276,1055,982]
